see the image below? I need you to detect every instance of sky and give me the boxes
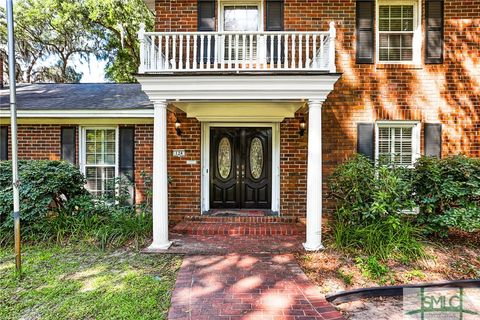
[1,0,107,83]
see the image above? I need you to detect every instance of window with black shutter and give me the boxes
[0,126,8,161]
[356,0,375,64]
[425,0,444,64]
[266,0,284,63]
[198,0,216,63]
[119,127,135,204]
[61,127,76,164]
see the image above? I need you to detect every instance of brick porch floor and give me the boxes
[168,254,344,320]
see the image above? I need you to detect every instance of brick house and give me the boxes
[0,0,479,251]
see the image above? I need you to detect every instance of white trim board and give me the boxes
[0,109,154,118]
[137,74,340,101]
[201,122,281,214]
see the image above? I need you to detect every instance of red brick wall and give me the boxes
[280,113,308,217]
[167,112,202,221]
[133,124,154,205]
[5,125,63,160]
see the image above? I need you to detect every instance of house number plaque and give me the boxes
[173,149,185,157]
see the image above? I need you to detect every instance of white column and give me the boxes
[303,99,324,251]
[148,100,172,250]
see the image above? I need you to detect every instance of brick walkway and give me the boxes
[167,253,344,320]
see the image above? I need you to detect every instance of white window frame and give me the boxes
[79,126,120,196]
[218,0,264,32]
[376,0,422,64]
[375,120,421,167]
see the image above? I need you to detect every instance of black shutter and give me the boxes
[424,123,442,157]
[356,0,375,64]
[266,0,284,63]
[198,0,215,63]
[119,127,135,204]
[425,0,444,64]
[61,127,76,164]
[357,123,375,160]
[0,126,8,161]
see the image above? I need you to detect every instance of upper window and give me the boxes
[376,121,420,167]
[223,6,259,32]
[377,1,420,63]
[82,128,117,198]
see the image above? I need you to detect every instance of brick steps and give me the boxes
[184,215,298,223]
[172,221,303,236]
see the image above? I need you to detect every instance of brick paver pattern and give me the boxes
[168,254,344,320]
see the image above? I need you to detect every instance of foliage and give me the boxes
[0,160,88,227]
[328,154,423,261]
[0,0,153,83]
[337,269,354,286]
[333,216,424,261]
[413,155,480,234]
[0,245,181,320]
[0,160,152,249]
[355,256,393,284]
[81,0,154,82]
[329,154,416,226]
[0,0,100,83]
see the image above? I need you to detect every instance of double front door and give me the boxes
[210,127,272,209]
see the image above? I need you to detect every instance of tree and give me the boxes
[81,0,154,82]
[0,0,153,84]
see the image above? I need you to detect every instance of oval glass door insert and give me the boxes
[250,137,263,179]
[218,137,232,179]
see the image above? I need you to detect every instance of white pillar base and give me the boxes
[147,241,173,251]
[303,242,325,251]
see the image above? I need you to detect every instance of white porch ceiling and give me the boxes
[171,101,304,122]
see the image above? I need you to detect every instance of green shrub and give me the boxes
[0,160,152,249]
[329,154,416,226]
[0,160,88,227]
[413,155,480,234]
[328,154,423,261]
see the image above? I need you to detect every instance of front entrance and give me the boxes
[210,127,272,209]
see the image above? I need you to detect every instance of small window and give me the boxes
[83,128,117,198]
[376,122,420,166]
[377,1,419,63]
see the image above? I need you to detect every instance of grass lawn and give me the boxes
[0,245,182,320]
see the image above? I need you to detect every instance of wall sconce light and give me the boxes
[175,118,183,136]
[298,117,307,137]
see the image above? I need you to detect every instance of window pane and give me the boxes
[224,6,258,32]
[83,128,117,197]
[389,48,401,60]
[403,6,413,18]
[389,35,401,47]
[377,125,415,166]
[379,6,390,19]
[378,4,415,62]
[390,19,402,31]
[390,6,402,18]
[402,48,413,61]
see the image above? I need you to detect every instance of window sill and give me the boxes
[376,63,423,70]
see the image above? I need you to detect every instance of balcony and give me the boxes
[137,22,337,74]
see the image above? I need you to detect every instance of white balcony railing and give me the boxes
[138,22,336,73]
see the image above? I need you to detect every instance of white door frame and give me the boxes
[201,122,281,214]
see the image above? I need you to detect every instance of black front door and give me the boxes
[210,127,272,209]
